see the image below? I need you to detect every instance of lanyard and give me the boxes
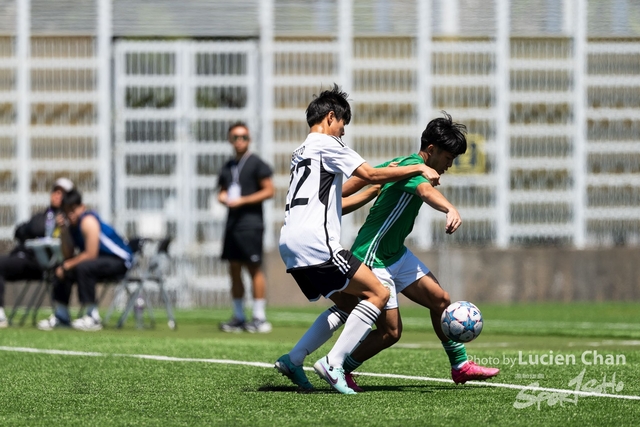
[231,151,251,183]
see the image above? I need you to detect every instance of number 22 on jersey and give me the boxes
[285,158,311,211]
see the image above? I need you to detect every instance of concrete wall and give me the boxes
[264,247,640,306]
[4,246,639,311]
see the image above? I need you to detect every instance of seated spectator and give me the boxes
[37,189,132,331]
[0,177,74,328]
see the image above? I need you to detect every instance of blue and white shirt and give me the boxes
[70,211,133,268]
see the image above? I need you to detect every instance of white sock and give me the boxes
[289,306,348,366]
[453,361,468,370]
[327,300,380,367]
[252,298,266,321]
[0,307,5,319]
[232,298,245,321]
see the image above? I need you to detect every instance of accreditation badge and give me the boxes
[227,182,242,202]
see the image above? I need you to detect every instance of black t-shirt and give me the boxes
[10,206,59,258]
[218,153,273,230]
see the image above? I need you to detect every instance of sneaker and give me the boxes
[0,317,7,328]
[72,313,103,332]
[219,317,246,333]
[274,354,314,391]
[345,372,364,392]
[37,315,70,331]
[313,356,356,395]
[451,361,500,385]
[245,318,272,333]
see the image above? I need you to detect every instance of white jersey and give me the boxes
[279,133,366,270]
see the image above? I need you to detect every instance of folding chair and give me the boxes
[8,238,63,326]
[103,237,176,330]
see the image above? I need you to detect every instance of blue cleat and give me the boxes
[275,354,314,391]
[313,356,356,395]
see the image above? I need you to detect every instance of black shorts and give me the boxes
[221,228,264,264]
[288,249,362,302]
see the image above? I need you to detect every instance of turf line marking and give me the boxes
[353,372,640,400]
[1,346,639,401]
[0,346,273,369]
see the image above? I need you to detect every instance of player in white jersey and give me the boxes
[276,84,440,394]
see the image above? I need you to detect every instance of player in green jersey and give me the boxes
[275,111,499,392]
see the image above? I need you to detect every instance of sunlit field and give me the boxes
[0,303,638,426]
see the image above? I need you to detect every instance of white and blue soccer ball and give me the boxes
[440,301,483,343]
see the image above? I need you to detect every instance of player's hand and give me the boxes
[55,265,65,279]
[445,208,462,234]
[226,197,244,209]
[55,213,67,228]
[218,192,228,205]
[370,183,382,195]
[419,164,440,187]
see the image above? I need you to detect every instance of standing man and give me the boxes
[37,189,132,331]
[217,122,275,333]
[0,177,74,327]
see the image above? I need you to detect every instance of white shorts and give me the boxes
[371,249,430,310]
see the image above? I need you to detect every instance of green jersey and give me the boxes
[350,153,430,268]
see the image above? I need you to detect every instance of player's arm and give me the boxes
[342,176,368,197]
[227,176,275,209]
[342,160,399,197]
[56,215,100,280]
[342,184,380,215]
[217,172,228,205]
[56,214,75,259]
[415,182,461,235]
[352,162,440,187]
[217,187,228,205]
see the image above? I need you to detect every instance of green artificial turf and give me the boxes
[0,303,638,426]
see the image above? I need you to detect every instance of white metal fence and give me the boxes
[2,0,640,305]
[114,41,259,300]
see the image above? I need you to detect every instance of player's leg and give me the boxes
[401,272,499,384]
[275,293,359,391]
[38,274,73,330]
[219,260,247,332]
[220,226,247,332]
[342,257,406,391]
[344,262,403,368]
[314,256,389,394]
[343,308,402,392]
[287,292,357,366]
[0,254,42,327]
[275,296,354,392]
[244,228,271,333]
[275,267,356,391]
[245,262,271,333]
[72,257,127,331]
[322,260,389,365]
[401,272,451,341]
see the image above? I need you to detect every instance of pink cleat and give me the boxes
[451,361,500,385]
[345,372,364,393]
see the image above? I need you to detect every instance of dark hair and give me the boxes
[305,83,352,127]
[420,111,467,156]
[62,188,83,210]
[227,121,249,135]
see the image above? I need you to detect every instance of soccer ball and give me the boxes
[440,301,483,343]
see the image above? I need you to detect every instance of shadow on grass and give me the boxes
[255,383,465,394]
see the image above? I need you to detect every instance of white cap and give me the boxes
[53,177,74,192]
